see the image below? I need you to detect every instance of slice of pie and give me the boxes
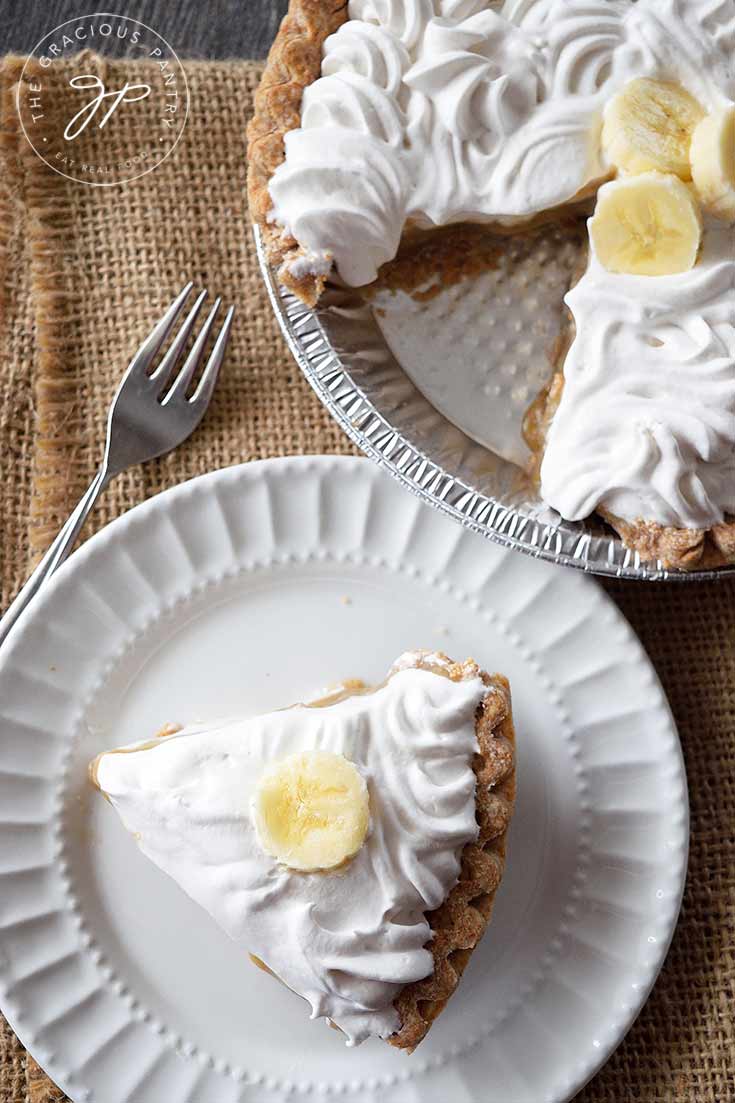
[89,650,516,1050]
[247,0,735,571]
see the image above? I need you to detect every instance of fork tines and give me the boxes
[130,283,235,408]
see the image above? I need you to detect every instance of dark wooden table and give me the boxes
[0,1,287,59]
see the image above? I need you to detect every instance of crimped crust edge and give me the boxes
[246,0,348,306]
[388,652,517,1051]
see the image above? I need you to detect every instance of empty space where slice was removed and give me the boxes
[369,223,585,468]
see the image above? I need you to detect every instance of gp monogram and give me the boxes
[17,13,189,186]
[63,75,152,141]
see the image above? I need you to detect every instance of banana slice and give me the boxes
[690,106,735,222]
[602,78,705,180]
[590,172,702,277]
[252,750,369,872]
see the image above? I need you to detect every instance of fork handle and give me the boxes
[0,467,110,649]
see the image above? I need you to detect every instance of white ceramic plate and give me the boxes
[0,456,687,1103]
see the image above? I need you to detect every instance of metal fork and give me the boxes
[0,283,235,648]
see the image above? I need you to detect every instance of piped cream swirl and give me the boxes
[321,20,409,96]
[404,10,542,142]
[270,127,410,287]
[350,0,436,49]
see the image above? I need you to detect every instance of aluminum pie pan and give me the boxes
[255,226,734,583]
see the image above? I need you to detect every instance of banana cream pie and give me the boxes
[90,651,516,1050]
[248,0,735,570]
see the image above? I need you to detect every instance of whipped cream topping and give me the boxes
[94,664,485,1045]
[540,222,735,530]
[268,0,735,287]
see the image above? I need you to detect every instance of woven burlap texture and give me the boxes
[0,55,732,1103]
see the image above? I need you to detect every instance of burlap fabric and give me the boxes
[0,55,732,1103]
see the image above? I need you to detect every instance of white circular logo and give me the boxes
[17,13,189,186]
